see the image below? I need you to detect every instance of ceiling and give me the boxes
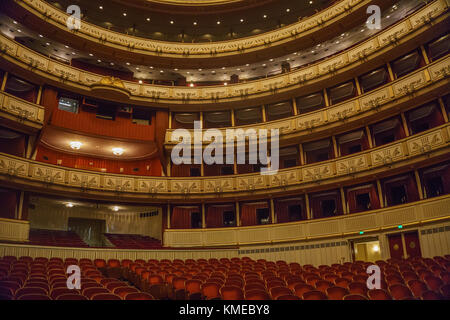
[0,0,419,84]
[29,195,160,213]
[40,126,158,160]
[45,0,331,42]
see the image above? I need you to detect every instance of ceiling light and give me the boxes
[112,206,119,212]
[286,8,290,12]
[13,21,17,24]
[309,1,313,4]
[386,15,390,18]
[138,80,143,84]
[126,62,130,65]
[223,82,228,86]
[198,68,202,71]
[269,58,274,62]
[189,83,194,87]
[97,59,102,62]
[64,45,69,48]
[217,21,221,25]
[246,63,250,66]
[17,29,22,33]
[123,13,127,17]
[39,34,43,38]
[262,63,266,67]
[174,68,178,71]
[66,202,74,208]
[112,147,124,156]
[89,53,93,56]
[193,22,197,26]
[72,52,76,55]
[136,67,140,70]
[222,67,226,70]
[99,6,103,10]
[240,19,244,23]
[69,141,82,150]
[263,15,267,18]
[146,18,151,22]
[170,20,174,24]
[45,42,50,46]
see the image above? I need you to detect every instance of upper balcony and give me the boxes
[0,0,448,110]
[2,0,397,69]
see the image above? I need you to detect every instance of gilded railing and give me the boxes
[17,0,365,57]
[0,0,447,105]
[0,124,449,198]
[0,91,45,127]
[165,55,450,145]
[164,196,450,247]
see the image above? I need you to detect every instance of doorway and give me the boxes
[350,237,381,262]
[387,230,422,259]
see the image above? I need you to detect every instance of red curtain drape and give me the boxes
[206,206,232,228]
[0,190,18,219]
[171,207,198,229]
[347,184,380,213]
[0,135,25,157]
[240,203,269,226]
[40,86,59,124]
[274,200,305,223]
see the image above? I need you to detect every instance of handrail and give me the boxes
[0,0,447,106]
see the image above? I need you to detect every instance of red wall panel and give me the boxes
[36,145,161,176]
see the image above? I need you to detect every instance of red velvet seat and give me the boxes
[113,286,138,299]
[270,286,292,299]
[17,294,50,300]
[348,282,368,296]
[15,287,48,299]
[220,286,244,300]
[56,293,88,300]
[424,275,444,291]
[91,293,121,300]
[343,294,368,300]
[367,289,392,300]
[326,286,349,300]
[245,289,271,300]
[407,279,429,298]
[294,283,315,298]
[421,290,443,300]
[302,290,327,300]
[125,292,154,300]
[389,284,413,300]
[82,287,109,299]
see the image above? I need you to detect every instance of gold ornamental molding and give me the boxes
[0,123,449,201]
[164,196,450,247]
[9,0,384,68]
[0,91,45,130]
[164,56,450,147]
[0,1,447,108]
[90,76,131,99]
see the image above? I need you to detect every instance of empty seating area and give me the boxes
[104,234,162,249]
[1,255,448,300]
[28,229,88,248]
[0,256,153,300]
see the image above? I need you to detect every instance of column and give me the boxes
[414,170,424,200]
[0,72,8,91]
[340,187,348,214]
[376,180,384,208]
[201,203,206,229]
[400,112,410,137]
[235,202,240,227]
[270,199,276,224]
[305,194,311,220]
[167,204,171,229]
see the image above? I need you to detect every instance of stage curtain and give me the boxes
[240,203,268,226]
[171,207,198,229]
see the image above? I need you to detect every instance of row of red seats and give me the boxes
[121,256,450,300]
[1,255,449,300]
[28,229,89,248]
[0,256,153,300]
[104,233,162,249]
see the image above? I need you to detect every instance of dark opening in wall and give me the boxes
[191,212,202,229]
[257,208,270,225]
[223,211,236,227]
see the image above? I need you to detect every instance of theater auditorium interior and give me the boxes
[0,0,449,305]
